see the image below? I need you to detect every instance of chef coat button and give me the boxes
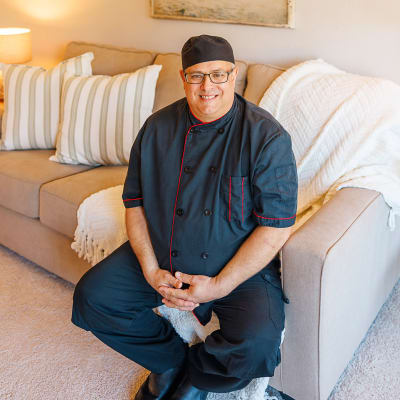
[218,128,224,134]
[201,252,208,260]
[203,209,212,216]
[184,166,192,173]
[177,208,184,216]
[210,166,217,173]
[171,250,178,257]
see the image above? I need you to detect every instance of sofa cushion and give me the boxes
[50,65,162,166]
[152,53,248,112]
[40,166,127,239]
[0,150,93,218]
[64,41,155,76]
[243,64,286,105]
[0,52,94,150]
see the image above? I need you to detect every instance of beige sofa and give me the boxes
[0,41,399,400]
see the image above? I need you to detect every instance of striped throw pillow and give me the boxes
[0,52,94,150]
[49,64,162,166]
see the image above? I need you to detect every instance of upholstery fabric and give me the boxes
[243,64,285,105]
[49,65,162,166]
[40,165,127,239]
[152,53,248,112]
[64,41,155,76]
[0,150,93,218]
[0,52,93,150]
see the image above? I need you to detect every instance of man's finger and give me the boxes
[162,296,199,308]
[159,287,192,301]
[162,298,197,311]
[162,271,182,288]
[175,271,194,285]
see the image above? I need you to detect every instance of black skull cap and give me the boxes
[181,34,235,70]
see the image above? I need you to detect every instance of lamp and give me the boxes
[0,27,32,99]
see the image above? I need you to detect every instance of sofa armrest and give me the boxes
[279,187,388,399]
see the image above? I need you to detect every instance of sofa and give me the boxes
[0,41,399,400]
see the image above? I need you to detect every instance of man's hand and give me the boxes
[144,269,200,310]
[159,272,228,311]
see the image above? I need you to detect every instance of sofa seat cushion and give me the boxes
[0,150,93,218]
[40,166,128,239]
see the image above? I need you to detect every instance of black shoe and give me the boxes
[134,366,184,400]
[169,369,208,400]
[278,390,296,400]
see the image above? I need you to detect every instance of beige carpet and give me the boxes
[1,243,399,400]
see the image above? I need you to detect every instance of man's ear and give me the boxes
[179,69,185,84]
[232,65,239,81]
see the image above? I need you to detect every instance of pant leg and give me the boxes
[71,240,188,373]
[187,269,285,393]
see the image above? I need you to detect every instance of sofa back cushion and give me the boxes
[50,65,162,166]
[152,52,248,112]
[243,64,286,105]
[64,41,155,76]
[0,52,94,150]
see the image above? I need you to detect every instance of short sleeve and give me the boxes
[122,126,145,208]
[251,129,298,228]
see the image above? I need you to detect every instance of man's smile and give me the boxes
[199,94,218,101]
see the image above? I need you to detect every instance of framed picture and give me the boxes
[150,0,295,29]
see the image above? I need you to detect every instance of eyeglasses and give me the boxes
[184,68,235,84]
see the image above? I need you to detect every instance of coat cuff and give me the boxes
[252,210,296,228]
[123,197,143,208]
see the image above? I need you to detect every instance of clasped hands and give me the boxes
[147,268,226,311]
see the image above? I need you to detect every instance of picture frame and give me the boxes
[150,0,295,29]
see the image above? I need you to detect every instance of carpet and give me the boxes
[1,244,399,400]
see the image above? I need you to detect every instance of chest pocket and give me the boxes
[219,175,253,223]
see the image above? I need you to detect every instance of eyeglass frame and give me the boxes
[183,67,236,84]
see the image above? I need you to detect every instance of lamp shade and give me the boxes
[0,27,32,64]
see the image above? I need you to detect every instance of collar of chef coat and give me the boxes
[186,94,239,133]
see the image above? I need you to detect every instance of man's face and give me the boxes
[180,60,238,122]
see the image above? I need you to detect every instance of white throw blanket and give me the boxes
[259,59,400,231]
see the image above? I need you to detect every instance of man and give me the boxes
[71,35,298,400]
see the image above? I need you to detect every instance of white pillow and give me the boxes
[0,52,94,150]
[49,64,162,166]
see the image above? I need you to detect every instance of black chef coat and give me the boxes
[122,93,298,279]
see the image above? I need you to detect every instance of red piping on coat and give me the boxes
[191,310,203,326]
[252,210,296,220]
[169,108,226,274]
[123,197,143,202]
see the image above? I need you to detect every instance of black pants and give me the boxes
[71,241,285,393]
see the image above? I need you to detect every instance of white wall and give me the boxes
[1,0,399,84]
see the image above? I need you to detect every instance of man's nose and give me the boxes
[200,74,214,90]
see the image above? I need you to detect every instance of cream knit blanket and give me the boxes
[259,59,400,231]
